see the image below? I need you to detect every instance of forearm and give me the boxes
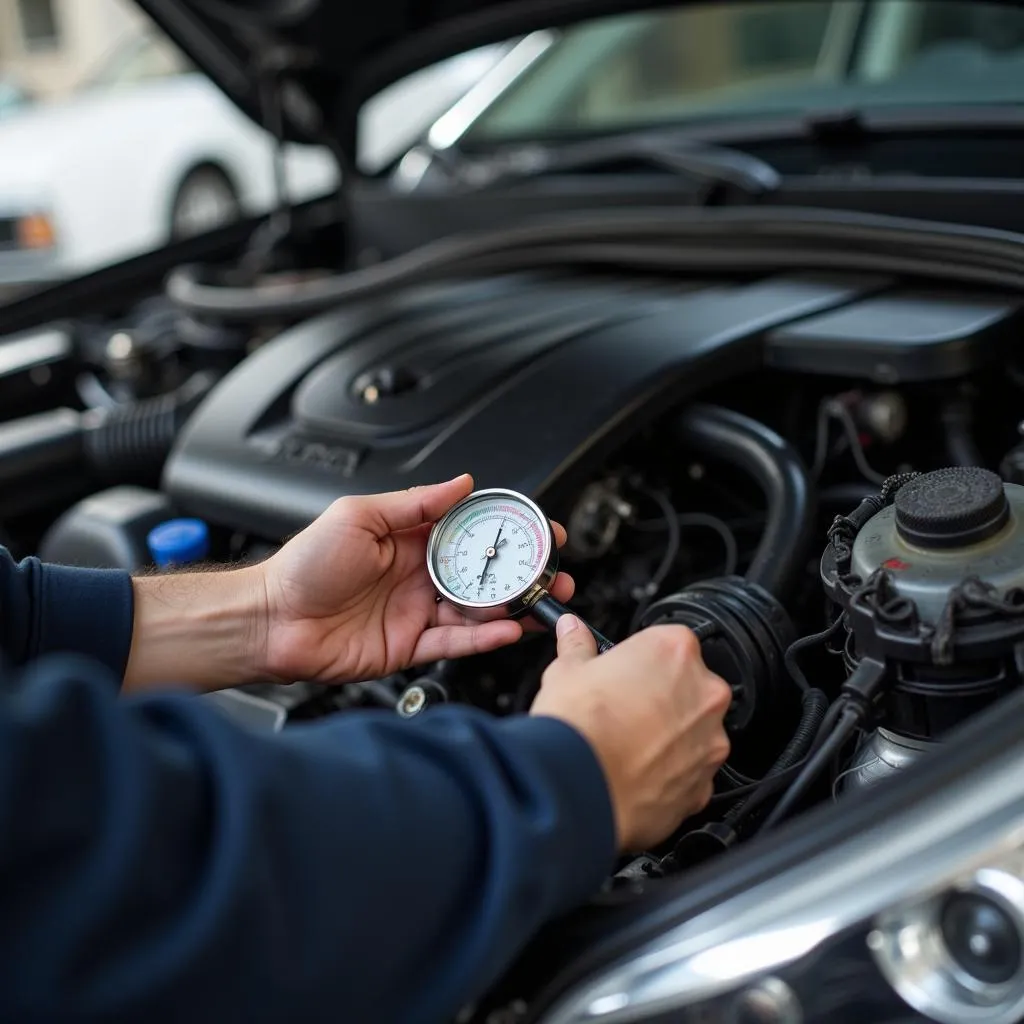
[0,663,615,1023]
[123,564,273,693]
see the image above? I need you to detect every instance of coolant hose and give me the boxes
[673,404,815,600]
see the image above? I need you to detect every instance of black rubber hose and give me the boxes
[164,206,1024,322]
[82,371,218,479]
[941,398,985,468]
[673,404,815,600]
[0,372,217,494]
[725,688,829,826]
[759,704,863,832]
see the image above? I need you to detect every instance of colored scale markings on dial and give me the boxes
[434,499,546,602]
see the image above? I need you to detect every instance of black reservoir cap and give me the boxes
[895,467,1009,549]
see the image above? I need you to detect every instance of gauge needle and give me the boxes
[478,519,506,588]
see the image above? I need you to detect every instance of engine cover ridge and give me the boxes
[163,271,1015,539]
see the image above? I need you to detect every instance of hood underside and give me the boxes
[133,0,696,158]
[134,0,1024,162]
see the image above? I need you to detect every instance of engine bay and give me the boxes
[6,212,1024,901]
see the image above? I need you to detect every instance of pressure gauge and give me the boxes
[426,488,558,620]
[426,487,615,652]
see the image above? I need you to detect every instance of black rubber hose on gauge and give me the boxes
[673,404,816,601]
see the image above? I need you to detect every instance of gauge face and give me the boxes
[427,489,556,617]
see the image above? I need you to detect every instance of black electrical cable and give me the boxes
[723,688,830,823]
[719,763,758,788]
[812,399,887,485]
[784,616,845,694]
[725,695,849,829]
[164,206,1024,321]
[631,512,739,576]
[242,63,293,276]
[754,657,888,832]
[708,763,806,805]
[758,705,863,832]
[641,488,681,595]
[628,487,681,633]
[678,514,740,576]
[828,402,887,486]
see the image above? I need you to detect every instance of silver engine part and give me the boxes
[842,728,936,794]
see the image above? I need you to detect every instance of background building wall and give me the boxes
[0,0,145,98]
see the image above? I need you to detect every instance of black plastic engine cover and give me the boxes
[162,271,1010,538]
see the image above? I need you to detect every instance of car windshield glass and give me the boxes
[462,0,1024,144]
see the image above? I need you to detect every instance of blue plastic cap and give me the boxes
[147,518,210,568]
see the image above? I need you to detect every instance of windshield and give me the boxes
[463,0,1024,143]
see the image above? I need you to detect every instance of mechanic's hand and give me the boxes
[260,474,575,683]
[530,617,731,852]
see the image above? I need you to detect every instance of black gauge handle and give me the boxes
[530,593,616,654]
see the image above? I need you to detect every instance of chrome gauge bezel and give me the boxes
[426,487,558,620]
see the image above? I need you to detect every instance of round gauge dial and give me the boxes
[426,488,557,619]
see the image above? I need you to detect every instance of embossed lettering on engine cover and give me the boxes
[272,437,362,476]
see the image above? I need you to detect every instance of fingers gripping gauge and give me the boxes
[426,488,615,652]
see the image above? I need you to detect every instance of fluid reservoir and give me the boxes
[147,517,210,568]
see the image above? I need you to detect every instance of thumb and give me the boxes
[356,474,474,535]
[555,614,598,664]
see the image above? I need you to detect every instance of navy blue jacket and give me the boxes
[0,550,616,1023]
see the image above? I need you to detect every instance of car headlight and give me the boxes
[542,708,1024,1024]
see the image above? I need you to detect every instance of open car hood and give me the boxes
[134,0,679,160]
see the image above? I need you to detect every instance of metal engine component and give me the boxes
[854,390,908,445]
[824,467,1024,756]
[842,728,936,793]
[564,481,634,560]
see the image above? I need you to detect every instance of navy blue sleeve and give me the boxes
[0,546,133,679]
[0,654,616,1024]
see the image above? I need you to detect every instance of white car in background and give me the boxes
[0,32,507,289]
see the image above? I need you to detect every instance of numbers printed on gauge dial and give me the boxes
[431,493,550,607]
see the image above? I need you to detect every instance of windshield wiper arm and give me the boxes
[442,132,782,199]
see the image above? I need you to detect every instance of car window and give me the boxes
[0,0,498,298]
[464,0,1024,142]
[80,31,193,89]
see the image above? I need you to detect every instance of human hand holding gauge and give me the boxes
[426,488,615,652]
